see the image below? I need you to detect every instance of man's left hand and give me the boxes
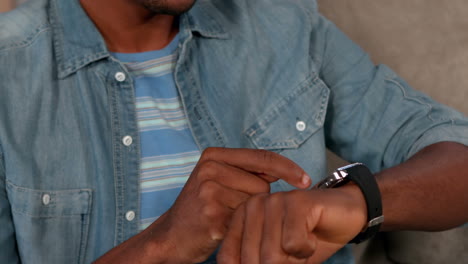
[217,185,368,264]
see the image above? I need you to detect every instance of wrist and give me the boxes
[93,215,176,264]
[140,231,170,264]
[339,184,368,231]
[314,163,384,243]
[141,214,180,264]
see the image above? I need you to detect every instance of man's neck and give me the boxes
[80,0,179,53]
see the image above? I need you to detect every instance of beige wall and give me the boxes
[0,0,14,12]
[318,0,468,116]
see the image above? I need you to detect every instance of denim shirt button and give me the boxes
[125,211,135,221]
[115,72,126,82]
[42,194,51,205]
[296,121,306,132]
[122,135,133,146]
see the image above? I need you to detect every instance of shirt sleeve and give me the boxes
[0,147,20,263]
[312,14,468,172]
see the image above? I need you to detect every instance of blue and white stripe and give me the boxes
[113,35,201,231]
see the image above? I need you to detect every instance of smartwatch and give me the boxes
[314,163,384,243]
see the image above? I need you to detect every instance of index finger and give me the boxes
[200,148,311,189]
[217,203,246,264]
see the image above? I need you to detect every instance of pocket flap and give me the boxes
[245,76,330,150]
[7,181,92,217]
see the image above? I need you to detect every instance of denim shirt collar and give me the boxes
[49,0,229,79]
[181,0,230,39]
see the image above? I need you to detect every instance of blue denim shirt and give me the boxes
[1,0,467,263]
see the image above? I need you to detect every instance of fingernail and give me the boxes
[302,174,311,187]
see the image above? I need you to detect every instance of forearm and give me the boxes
[93,215,175,264]
[377,141,468,231]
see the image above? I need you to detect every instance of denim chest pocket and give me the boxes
[7,181,92,264]
[245,76,330,150]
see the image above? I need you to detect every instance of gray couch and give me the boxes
[318,1,468,263]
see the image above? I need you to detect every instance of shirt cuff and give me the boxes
[407,123,468,159]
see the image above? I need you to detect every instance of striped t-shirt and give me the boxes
[113,35,201,231]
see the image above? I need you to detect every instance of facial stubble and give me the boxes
[137,0,196,15]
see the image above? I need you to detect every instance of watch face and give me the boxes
[315,163,366,189]
[315,170,348,189]
[315,177,337,189]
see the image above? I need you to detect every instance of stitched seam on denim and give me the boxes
[318,17,329,73]
[118,60,142,232]
[10,211,89,218]
[6,180,92,217]
[183,42,226,146]
[316,80,330,124]
[0,145,4,184]
[78,190,92,264]
[244,76,327,149]
[407,127,468,159]
[47,0,108,78]
[6,179,93,193]
[303,0,319,21]
[309,16,326,71]
[382,77,458,164]
[110,72,124,245]
[59,52,109,78]
[415,126,468,141]
[113,65,141,235]
[385,78,436,122]
[95,68,123,245]
[256,86,328,149]
[303,1,322,70]
[244,75,320,136]
[107,58,135,244]
[0,142,4,167]
[0,24,49,52]
[174,34,205,151]
[183,3,229,39]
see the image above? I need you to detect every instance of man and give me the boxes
[0,0,467,263]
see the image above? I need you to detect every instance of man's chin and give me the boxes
[139,0,197,15]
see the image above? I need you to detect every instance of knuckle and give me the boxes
[258,181,271,193]
[282,238,302,255]
[203,206,228,240]
[201,202,222,220]
[267,192,285,206]
[198,180,219,201]
[248,193,267,206]
[201,147,221,160]
[283,240,314,259]
[209,224,227,241]
[257,149,276,163]
[197,160,220,178]
[245,193,267,212]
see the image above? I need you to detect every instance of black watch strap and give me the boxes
[344,164,384,244]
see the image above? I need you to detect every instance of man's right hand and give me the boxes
[94,148,310,264]
[145,147,311,263]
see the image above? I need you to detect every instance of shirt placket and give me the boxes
[107,62,141,245]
